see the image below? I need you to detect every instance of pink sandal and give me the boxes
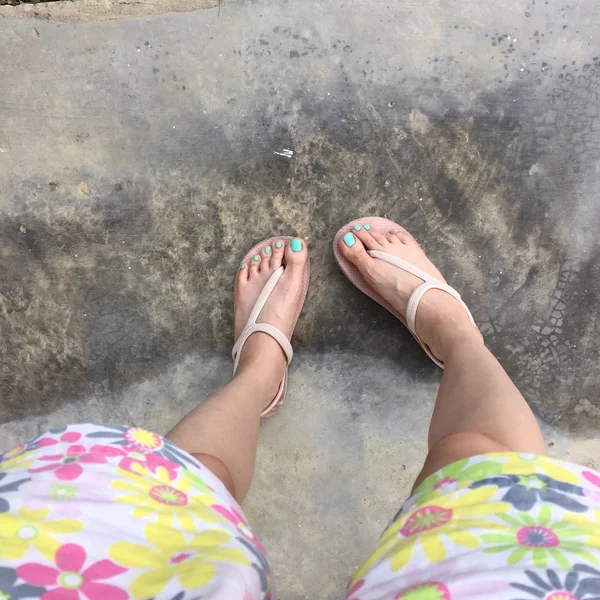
[333,217,476,368]
[233,237,310,417]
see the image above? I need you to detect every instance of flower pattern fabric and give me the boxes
[347,453,600,600]
[2,427,600,600]
[0,424,272,599]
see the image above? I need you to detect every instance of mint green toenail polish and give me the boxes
[364,224,371,230]
[343,233,356,247]
[290,239,302,252]
[275,241,282,249]
[253,255,260,262]
[239,263,245,270]
[265,246,271,254]
[393,229,399,232]
[353,224,362,231]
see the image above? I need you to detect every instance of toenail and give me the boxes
[353,224,362,231]
[252,255,260,262]
[239,263,245,270]
[290,239,302,252]
[393,229,399,232]
[275,241,282,249]
[363,224,371,230]
[264,246,271,254]
[343,232,356,247]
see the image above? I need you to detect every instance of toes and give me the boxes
[385,230,402,244]
[353,224,384,250]
[237,261,249,283]
[271,240,284,269]
[338,231,372,271]
[249,253,261,275]
[261,244,273,269]
[395,229,419,246]
[284,237,308,269]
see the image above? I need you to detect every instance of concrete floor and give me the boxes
[1,0,600,597]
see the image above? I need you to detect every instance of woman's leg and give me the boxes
[167,239,309,504]
[337,226,546,490]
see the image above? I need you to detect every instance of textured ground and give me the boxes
[1,1,600,598]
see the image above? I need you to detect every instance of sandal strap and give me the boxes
[366,249,476,368]
[232,266,294,374]
[232,323,293,374]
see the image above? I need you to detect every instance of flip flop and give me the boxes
[333,217,476,368]
[233,237,310,417]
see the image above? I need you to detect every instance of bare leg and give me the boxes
[167,238,309,504]
[337,226,546,491]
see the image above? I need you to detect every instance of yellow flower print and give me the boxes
[111,466,217,531]
[0,507,83,560]
[0,445,36,471]
[352,487,510,583]
[572,509,600,549]
[501,454,579,485]
[110,522,250,598]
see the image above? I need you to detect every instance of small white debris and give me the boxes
[274,149,294,158]
[0,148,7,153]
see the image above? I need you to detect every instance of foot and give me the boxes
[234,238,308,398]
[338,225,482,361]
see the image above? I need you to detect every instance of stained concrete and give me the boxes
[1,0,600,598]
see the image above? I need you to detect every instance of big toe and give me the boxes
[284,238,308,270]
[338,231,371,271]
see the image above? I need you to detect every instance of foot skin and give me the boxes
[338,226,481,360]
[234,239,308,398]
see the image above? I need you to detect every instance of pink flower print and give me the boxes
[17,543,127,600]
[88,444,178,480]
[433,477,458,494]
[212,504,267,554]
[582,471,600,503]
[399,506,453,537]
[516,525,559,548]
[583,471,600,488]
[29,445,107,481]
[36,432,83,449]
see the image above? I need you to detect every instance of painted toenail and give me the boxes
[393,229,399,232]
[353,224,362,231]
[363,224,371,230]
[252,255,260,262]
[275,241,282,249]
[264,246,271,254]
[239,263,245,270]
[290,239,303,252]
[343,233,356,247]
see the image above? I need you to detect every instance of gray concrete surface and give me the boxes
[1,1,600,598]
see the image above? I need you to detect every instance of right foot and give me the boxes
[338,225,482,360]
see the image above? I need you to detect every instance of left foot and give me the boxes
[234,238,308,395]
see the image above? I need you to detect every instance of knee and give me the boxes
[429,430,512,457]
[191,453,237,499]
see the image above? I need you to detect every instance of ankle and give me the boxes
[234,334,287,397]
[415,293,483,362]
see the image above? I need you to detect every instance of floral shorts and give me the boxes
[2,426,600,600]
[347,453,600,600]
[0,424,272,600]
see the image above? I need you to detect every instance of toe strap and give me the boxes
[232,322,294,374]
